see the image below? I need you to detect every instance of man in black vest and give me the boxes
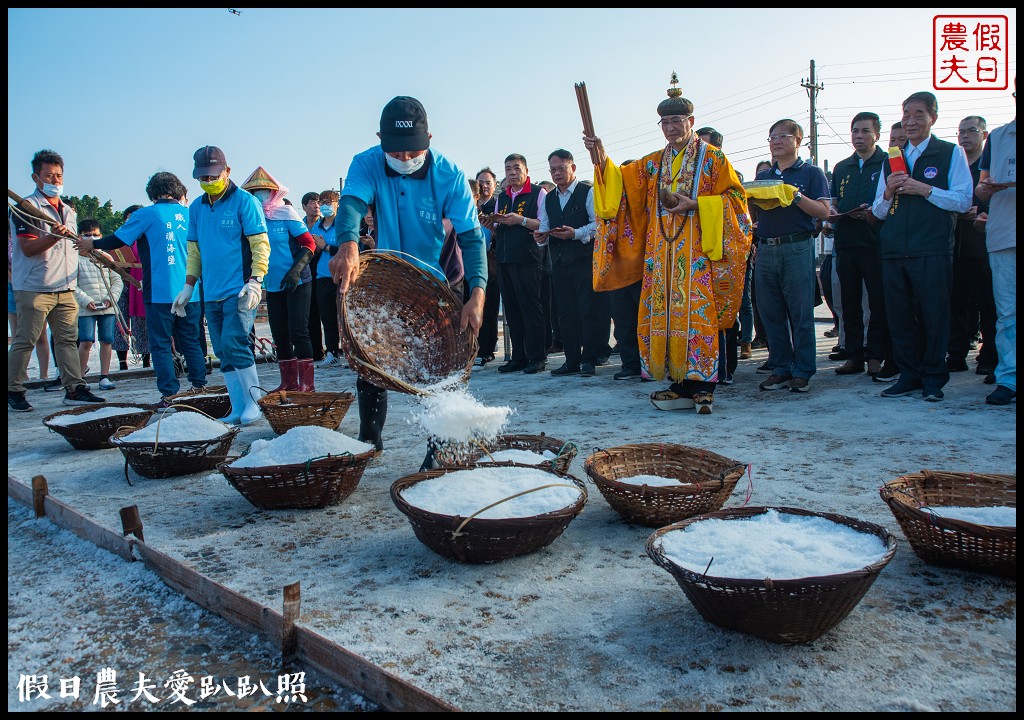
[474,167,501,366]
[492,153,547,374]
[829,111,894,378]
[871,91,974,402]
[947,115,997,377]
[534,149,602,377]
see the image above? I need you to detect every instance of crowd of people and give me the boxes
[7,80,1016,428]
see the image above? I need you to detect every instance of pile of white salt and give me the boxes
[120,411,231,443]
[48,406,148,426]
[231,426,373,468]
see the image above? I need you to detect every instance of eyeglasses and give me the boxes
[548,165,571,174]
[958,127,983,134]
[658,116,691,127]
[768,134,796,142]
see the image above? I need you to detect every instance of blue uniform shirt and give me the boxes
[344,147,484,286]
[186,183,267,301]
[114,200,197,304]
[265,217,312,292]
[754,158,830,238]
[312,218,338,278]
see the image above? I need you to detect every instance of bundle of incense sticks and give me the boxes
[574,82,599,164]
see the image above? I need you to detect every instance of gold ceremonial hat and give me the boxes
[241,166,278,192]
[658,71,693,117]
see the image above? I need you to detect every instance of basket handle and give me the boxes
[449,483,581,539]
[248,385,271,405]
[551,441,579,472]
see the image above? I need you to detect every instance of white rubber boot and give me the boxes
[220,370,243,425]
[236,364,264,426]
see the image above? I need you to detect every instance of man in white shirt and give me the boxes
[872,91,973,402]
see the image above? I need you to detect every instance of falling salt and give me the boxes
[410,388,512,444]
[121,412,231,443]
[615,473,683,487]
[47,406,148,426]
[230,426,373,468]
[478,449,557,465]
[921,505,1015,527]
[400,466,582,518]
[658,509,888,579]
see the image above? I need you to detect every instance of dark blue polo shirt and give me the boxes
[754,158,830,238]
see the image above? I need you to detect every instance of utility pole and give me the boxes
[801,59,824,167]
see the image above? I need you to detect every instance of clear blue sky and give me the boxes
[7,8,1017,212]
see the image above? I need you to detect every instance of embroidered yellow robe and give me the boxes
[593,136,752,383]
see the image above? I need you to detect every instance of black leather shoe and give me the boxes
[580,363,596,377]
[550,363,581,376]
[828,349,852,361]
[946,357,969,372]
[613,368,641,380]
[522,361,546,374]
[497,361,527,373]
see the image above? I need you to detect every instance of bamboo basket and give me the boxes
[391,463,587,563]
[111,423,239,479]
[165,385,231,419]
[433,433,578,474]
[584,443,745,527]
[257,390,355,435]
[880,470,1015,577]
[647,506,897,644]
[42,403,154,450]
[338,252,476,394]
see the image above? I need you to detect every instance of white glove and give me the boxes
[171,284,193,317]
[237,278,262,311]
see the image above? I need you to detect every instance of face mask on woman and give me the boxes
[253,189,272,203]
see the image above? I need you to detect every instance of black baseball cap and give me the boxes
[379,96,429,153]
[192,145,227,179]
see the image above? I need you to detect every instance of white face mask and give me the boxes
[41,183,63,198]
[385,153,426,175]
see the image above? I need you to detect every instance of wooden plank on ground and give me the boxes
[296,626,459,712]
[9,474,134,561]
[8,472,460,712]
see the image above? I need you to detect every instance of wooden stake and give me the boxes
[282,582,301,662]
[119,505,144,541]
[31,475,48,518]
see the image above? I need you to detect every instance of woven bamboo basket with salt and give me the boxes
[338,252,477,395]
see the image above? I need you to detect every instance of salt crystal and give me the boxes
[658,509,888,579]
[921,505,1015,527]
[400,466,582,518]
[615,473,682,487]
[478,449,556,465]
[48,406,148,427]
[231,426,373,468]
[121,411,231,443]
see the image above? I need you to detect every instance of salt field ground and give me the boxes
[7,319,1016,711]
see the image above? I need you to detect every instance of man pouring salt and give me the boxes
[328,96,488,458]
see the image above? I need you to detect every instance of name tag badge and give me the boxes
[923,167,938,179]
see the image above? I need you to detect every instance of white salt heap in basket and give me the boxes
[615,474,682,487]
[478,449,556,465]
[47,406,148,426]
[231,426,373,468]
[122,412,231,443]
[921,505,1016,527]
[658,509,888,579]
[411,388,512,443]
[401,466,581,519]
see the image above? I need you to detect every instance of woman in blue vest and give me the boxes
[240,167,317,393]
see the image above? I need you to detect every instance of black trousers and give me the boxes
[541,271,557,348]
[266,283,312,360]
[836,246,891,362]
[305,268,321,360]
[313,277,341,355]
[476,275,501,360]
[948,255,997,366]
[551,257,606,367]
[611,281,642,373]
[498,263,546,365]
[883,255,952,390]
[819,253,838,326]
